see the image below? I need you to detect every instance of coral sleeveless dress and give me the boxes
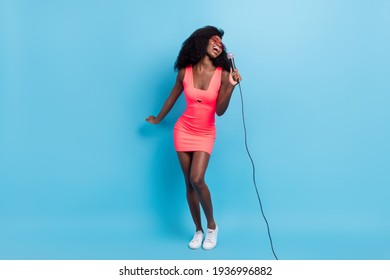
[174,65,222,155]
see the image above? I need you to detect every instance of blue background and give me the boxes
[1,0,389,260]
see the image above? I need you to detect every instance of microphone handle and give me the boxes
[229,58,239,83]
[229,58,237,70]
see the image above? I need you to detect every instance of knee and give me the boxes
[186,181,196,193]
[190,174,205,189]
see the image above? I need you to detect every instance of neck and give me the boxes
[195,55,215,71]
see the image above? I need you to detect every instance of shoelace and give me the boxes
[204,229,216,243]
[191,232,203,243]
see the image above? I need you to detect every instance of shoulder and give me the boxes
[176,67,187,82]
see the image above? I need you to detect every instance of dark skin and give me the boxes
[146,35,242,232]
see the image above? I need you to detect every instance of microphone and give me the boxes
[227,53,239,83]
[227,53,237,70]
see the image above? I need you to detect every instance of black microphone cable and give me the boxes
[236,81,279,260]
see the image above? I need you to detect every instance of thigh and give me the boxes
[190,151,211,179]
[177,151,193,181]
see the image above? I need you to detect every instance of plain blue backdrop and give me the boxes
[1,0,389,259]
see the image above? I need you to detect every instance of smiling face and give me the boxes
[206,35,223,59]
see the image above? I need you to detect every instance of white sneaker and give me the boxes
[202,226,218,250]
[188,230,204,249]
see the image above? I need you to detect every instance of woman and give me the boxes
[146,26,241,250]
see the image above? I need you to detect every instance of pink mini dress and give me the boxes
[174,65,222,155]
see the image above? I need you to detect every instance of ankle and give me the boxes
[207,222,216,230]
[196,227,203,233]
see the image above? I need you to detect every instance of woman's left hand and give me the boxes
[229,68,242,86]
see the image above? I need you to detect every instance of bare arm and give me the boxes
[146,68,185,124]
[216,68,242,116]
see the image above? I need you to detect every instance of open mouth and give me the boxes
[212,45,221,55]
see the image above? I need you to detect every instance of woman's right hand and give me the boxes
[145,115,160,124]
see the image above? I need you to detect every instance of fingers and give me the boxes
[146,115,159,124]
[230,69,242,84]
[232,69,242,82]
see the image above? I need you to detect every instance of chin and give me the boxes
[209,53,221,60]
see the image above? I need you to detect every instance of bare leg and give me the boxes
[177,152,203,232]
[190,151,216,230]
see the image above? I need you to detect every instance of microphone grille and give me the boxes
[227,53,234,59]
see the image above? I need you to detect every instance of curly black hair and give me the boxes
[174,25,230,72]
